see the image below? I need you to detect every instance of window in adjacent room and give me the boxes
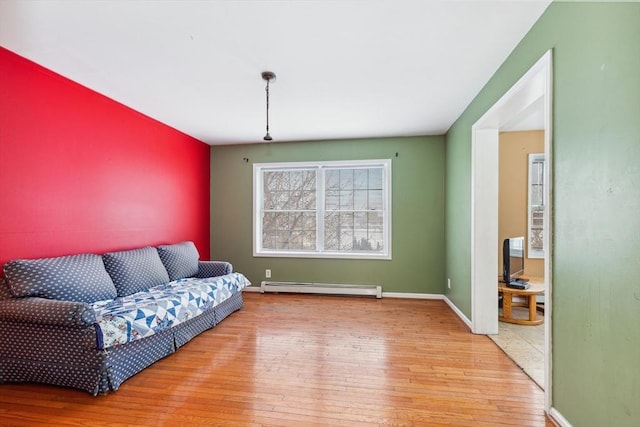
[528,153,545,258]
[253,159,391,259]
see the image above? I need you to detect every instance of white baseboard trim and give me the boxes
[443,295,473,330]
[261,281,382,298]
[382,292,444,299]
[549,407,572,427]
[244,287,446,300]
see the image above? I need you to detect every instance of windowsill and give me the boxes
[253,251,392,260]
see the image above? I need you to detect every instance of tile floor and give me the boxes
[489,306,545,389]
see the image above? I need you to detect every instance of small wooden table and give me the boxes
[498,279,545,326]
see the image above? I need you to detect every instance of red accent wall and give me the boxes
[0,47,210,271]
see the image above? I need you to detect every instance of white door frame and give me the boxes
[470,50,553,410]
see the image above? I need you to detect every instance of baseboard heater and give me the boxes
[260,281,382,298]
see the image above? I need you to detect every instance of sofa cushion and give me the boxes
[3,254,117,303]
[156,241,200,281]
[102,247,170,297]
[0,278,14,300]
[92,272,251,349]
[195,261,232,278]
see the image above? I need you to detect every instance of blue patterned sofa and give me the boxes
[0,241,250,395]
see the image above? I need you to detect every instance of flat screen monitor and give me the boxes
[503,236,524,284]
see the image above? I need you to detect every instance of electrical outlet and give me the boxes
[265,269,271,278]
[447,278,451,289]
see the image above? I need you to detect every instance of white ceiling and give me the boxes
[0,0,550,145]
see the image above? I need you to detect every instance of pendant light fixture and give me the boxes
[261,71,276,141]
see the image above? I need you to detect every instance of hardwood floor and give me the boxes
[0,293,554,426]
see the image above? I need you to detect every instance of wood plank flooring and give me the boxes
[0,293,554,426]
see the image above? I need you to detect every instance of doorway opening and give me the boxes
[470,50,553,408]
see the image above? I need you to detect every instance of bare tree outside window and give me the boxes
[262,169,316,251]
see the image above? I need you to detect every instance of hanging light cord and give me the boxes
[264,77,272,141]
[261,71,275,141]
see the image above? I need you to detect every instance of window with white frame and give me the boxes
[253,160,391,259]
[528,153,545,258]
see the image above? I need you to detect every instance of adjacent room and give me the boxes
[1,2,638,427]
[493,129,547,388]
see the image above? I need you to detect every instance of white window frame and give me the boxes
[253,159,392,260]
[527,153,545,259]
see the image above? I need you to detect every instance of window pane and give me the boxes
[291,191,315,210]
[281,172,293,190]
[369,232,384,251]
[364,212,385,252]
[264,170,316,210]
[275,192,289,210]
[289,171,303,190]
[262,231,277,250]
[530,228,543,251]
[531,186,543,206]
[302,230,316,250]
[301,170,316,190]
[339,190,354,210]
[324,212,356,251]
[338,212,354,251]
[263,191,275,209]
[353,190,368,210]
[339,169,354,189]
[264,171,282,192]
[264,211,319,251]
[531,209,544,227]
[325,168,385,211]
[325,190,339,211]
[290,212,303,230]
[340,230,354,251]
[302,212,316,230]
[369,168,383,189]
[262,212,278,234]
[353,212,371,251]
[289,230,303,249]
[324,211,387,253]
[265,191,282,210]
[275,230,289,250]
[301,191,314,209]
[369,190,383,210]
[368,211,384,232]
[325,169,340,190]
[354,212,368,229]
[276,212,289,229]
[530,161,544,185]
[353,169,368,189]
[324,212,339,250]
[527,154,545,259]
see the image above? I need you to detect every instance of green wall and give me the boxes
[445,2,640,426]
[211,136,445,294]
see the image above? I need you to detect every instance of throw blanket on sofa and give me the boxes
[92,273,250,349]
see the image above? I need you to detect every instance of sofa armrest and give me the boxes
[195,261,233,278]
[0,297,96,327]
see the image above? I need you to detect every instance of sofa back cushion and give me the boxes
[102,246,170,297]
[156,241,200,281]
[0,278,14,300]
[3,254,117,303]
